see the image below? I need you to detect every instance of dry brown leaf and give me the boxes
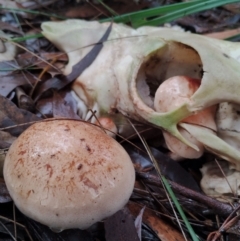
[204,28,240,39]
[0,95,41,136]
[0,73,36,97]
[0,131,15,177]
[0,0,31,17]
[223,3,240,13]
[105,207,140,241]
[128,202,185,241]
[0,21,23,34]
[52,90,80,119]
[16,51,67,77]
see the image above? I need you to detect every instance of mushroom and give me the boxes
[154,76,217,159]
[3,119,135,231]
[93,116,118,138]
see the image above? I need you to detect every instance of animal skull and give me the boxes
[41,20,240,170]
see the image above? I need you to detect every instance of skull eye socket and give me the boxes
[136,41,203,108]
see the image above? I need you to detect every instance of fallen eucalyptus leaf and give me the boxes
[128,202,185,241]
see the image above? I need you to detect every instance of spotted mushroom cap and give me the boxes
[3,120,135,230]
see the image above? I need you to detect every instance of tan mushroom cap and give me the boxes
[3,120,135,230]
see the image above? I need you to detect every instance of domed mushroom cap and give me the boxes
[3,120,135,230]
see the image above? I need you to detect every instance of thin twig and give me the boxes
[127,119,189,241]
[138,172,234,217]
[0,220,17,241]
[215,159,236,197]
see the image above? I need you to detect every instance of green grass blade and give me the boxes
[161,176,199,241]
[136,0,240,27]
[225,33,240,41]
[128,119,199,240]
[148,146,199,240]
[11,33,43,42]
[101,0,240,28]
[101,0,204,24]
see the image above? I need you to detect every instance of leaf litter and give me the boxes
[0,1,240,241]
